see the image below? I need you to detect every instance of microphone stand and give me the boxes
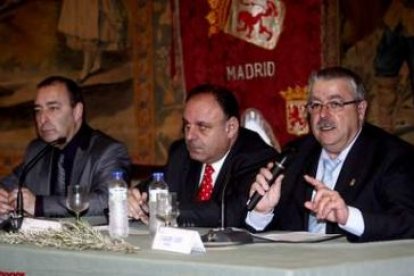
[201,147,295,244]
[9,137,66,232]
[201,159,253,245]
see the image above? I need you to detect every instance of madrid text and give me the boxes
[226,61,275,81]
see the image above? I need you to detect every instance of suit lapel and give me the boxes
[211,140,242,200]
[187,161,202,200]
[24,147,55,195]
[302,146,320,229]
[69,125,95,187]
[212,155,232,199]
[70,146,89,186]
[334,127,377,203]
[40,150,55,195]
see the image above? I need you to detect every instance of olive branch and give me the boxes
[0,220,139,253]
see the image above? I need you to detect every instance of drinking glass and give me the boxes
[66,184,90,221]
[156,192,179,227]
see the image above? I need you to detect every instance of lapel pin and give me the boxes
[349,179,356,186]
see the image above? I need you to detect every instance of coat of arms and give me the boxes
[207,0,285,49]
[280,86,309,136]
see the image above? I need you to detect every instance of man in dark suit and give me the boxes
[246,67,414,242]
[0,76,131,218]
[128,84,278,227]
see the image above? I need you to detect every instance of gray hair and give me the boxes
[308,67,366,101]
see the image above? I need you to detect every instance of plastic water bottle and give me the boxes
[149,172,168,235]
[108,170,129,239]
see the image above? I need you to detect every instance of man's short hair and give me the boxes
[186,83,240,121]
[308,67,366,101]
[37,76,84,107]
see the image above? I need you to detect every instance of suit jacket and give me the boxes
[165,127,278,227]
[1,124,131,217]
[266,123,414,242]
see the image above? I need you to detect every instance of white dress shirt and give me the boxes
[199,151,229,188]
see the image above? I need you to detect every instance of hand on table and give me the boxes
[128,188,149,224]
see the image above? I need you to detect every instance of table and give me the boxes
[1,224,414,276]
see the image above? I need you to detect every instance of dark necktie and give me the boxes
[56,153,66,195]
[196,164,214,201]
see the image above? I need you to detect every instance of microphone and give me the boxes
[246,149,292,211]
[202,158,267,244]
[12,137,66,231]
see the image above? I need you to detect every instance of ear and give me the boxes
[73,102,84,122]
[226,117,239,138]
[357,100,367,121]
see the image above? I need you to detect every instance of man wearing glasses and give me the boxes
[246,66,414,242]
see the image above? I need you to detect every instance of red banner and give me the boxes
[176,0,322,146]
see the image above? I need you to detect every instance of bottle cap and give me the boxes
[112,170,124,179]
[152,172,164,181]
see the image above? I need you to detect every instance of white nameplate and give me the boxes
[152,227,206,254]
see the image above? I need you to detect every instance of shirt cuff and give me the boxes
[245,210,274,231]
[338,206,364,236]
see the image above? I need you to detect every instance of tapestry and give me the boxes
[175,0,323,146]
[0,0,135,175]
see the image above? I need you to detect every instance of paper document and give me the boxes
[251,231,342,243]
[93,225,149,235]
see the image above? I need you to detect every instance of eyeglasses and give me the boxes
[306,99,362,113]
